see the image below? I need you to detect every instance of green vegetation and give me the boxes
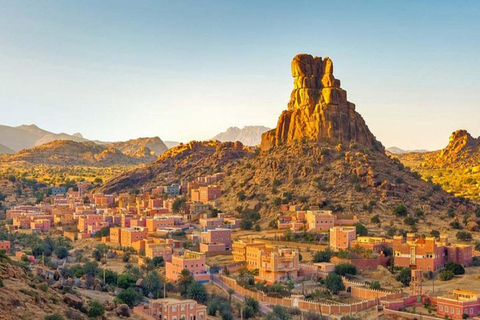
[325,273,345,294]
[355,223,368,236]
[395,267,411,286]
[393,204,408,217]
[313,248,333,263]
[334,263,357,276]
[87,300,105,317]
[439,269,455,281]
[114,287,143,307]
[456,231,472,242]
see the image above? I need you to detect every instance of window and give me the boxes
[439,305,443,312]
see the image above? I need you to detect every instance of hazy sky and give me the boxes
[0,1,479,150]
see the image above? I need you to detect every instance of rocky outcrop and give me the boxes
[261,54,382,151]
[437,130,479,165]
[212,126,271,146]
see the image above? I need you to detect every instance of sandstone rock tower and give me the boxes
[260,54,382,150]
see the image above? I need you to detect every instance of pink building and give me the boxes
[133,298,207,320]
[329,226,356,251]
[434,290,480,319]
[0,241,11,252]
[200,228,232,250]
[199,214,225,230]
[30,219,52,232]
[165,250,210,283]
[78,214,104,233]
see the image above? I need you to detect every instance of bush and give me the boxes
[54,246,69,259]
[370,215,380,224]
[439,269,455,281]
[393,205,408,217]
[87,300,105,317]
[404,216,417,226]
[430,230,440,238]
[114,287,142,307]
[39,282,49,292]
[444,262,465,275]
[313,248,333,263]
[369,281,381,290]
[456,231,472,242]
[117,273,138,289]
[334,263,357,276]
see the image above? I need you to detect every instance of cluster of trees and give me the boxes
[235,206,261,231]
[30,236,72,260]
[439,262,465,281]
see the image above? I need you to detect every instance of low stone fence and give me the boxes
[384,308,442,320]
[220,276,381,315]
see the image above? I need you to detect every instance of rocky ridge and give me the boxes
[0,140,151,167]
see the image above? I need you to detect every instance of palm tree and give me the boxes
[178,269,194,297]
[227,288,235,303]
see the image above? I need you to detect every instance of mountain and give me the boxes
[387,147,429,155]
[396,130,480,201]
[0,140,151,167]
[101,53,477,237]
[0,124,89,151]
[0,144,15,155]
[212,126,271,146]
[164,141,180,149]
[100,140,253,193]
[106,137,168,157]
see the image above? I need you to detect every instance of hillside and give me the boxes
[0,140,151,167]
[100,140,254,193]
[101,53,478,238]
[0,144,15,155]
[397,130,480,201]
[105,137,168,157]
[212,126,271,146]
[0,124,89,151]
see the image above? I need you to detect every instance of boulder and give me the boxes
[115,304,131,317]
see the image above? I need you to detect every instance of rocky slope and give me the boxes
[397,130,480,201]
[105,137,168,157]
[261,54,382,151]
[100,140,253,193]
[0,140,151,167]
[212,126,271,146]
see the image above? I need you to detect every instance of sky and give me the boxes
[0,1,479,150]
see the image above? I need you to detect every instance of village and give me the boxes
[1,171,480,320]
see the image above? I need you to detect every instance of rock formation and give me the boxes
[261,54,382,150]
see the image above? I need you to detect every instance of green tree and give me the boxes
[187,281,209,304]
[245,297,260,315]
[313,248,333,263]
[325,273,345,294]
[334,263,357,276]
[142,271,164,298]
[355,223,368,236]
[54,246,69,259]
[178,269,194,297]
[265,305,291,320]
[87,300,105,318]
[395,268,411,286]
[444,262,465,275]
[114,287,142,307]
[370,215,380,224]
[117,273,138,289]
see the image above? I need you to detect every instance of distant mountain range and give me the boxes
[0,123,168,155]
[0,140,151,167]
[386,146,429,154]
[212,126,271,146]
